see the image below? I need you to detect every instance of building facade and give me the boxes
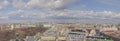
[68,29,86,41]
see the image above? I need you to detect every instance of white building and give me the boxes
[68,29,86,41]
[43,24,52,28]
[100,27,118,32]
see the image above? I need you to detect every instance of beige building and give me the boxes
[38,36,67,41]
[89,29,96,36]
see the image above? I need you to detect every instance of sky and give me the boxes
[0,0,120,23]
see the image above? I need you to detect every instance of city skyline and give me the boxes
[0,0,120,23]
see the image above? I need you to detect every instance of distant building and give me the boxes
[43,24,52,28]
[100,28,118,32]
[58,36,67,41]
[89,29,96,36]
[37,36,67,41]
[39,36,56,41]
[86,36,114,41]
[68,29,86,41]
[24,36,37,41]
[9,23,43,29]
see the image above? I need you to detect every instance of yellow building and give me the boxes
[58,37,67,41]
[40,36,56,41]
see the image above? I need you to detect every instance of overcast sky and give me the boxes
[0,0,120,23]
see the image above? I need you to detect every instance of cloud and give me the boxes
[11,0,79,10]
[0,13,8,19]
[0,6,4,10]
[13,0,27,9]
[1,9,120,23]
[6,10,120,20]
[0,16,8,19]
[0,0,9,10]
[12,0,79,10]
